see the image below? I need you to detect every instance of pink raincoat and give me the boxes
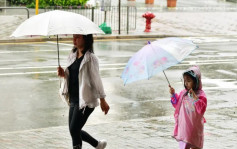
[171,66,207,149]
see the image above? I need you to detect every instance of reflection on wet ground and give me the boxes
[0,37,236,148]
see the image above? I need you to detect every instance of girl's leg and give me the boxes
[179,141,186,149]
[186,143,198,149]
[179,141,190,149]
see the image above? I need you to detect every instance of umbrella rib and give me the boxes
[149,43,158,77]
[145,53,150,79]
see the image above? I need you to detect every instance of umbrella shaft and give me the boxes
[163,70,170,86]
[57,35,60,66]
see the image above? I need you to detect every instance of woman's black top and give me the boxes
[68,55,84,103]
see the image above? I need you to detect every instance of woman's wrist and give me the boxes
[100,98,105,102]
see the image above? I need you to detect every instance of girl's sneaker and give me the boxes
[96,140,107,149]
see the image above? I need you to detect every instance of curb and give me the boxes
[1,34,236,43]
[0,34,205,43]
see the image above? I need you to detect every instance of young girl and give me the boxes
[169,66,207,149]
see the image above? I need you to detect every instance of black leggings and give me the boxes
[69,103,98,148]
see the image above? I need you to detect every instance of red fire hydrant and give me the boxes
[142,12,155,32]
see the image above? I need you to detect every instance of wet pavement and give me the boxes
[0,37,237,148]
[0,0,237,148]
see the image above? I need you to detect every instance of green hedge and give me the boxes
[8,0,31,5]
[7,0,88,8]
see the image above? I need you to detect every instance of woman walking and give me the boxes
[58,34,110,149]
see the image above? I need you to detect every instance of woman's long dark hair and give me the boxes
[72,34,94,54]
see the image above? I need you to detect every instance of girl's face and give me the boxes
[183,74,195,90]
[73,34,85,49]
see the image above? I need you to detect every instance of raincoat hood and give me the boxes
[183,65,202,90]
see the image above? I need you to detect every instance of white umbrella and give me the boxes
[11,10,104,66]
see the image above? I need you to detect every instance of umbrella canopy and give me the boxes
[121,37,198,85]
[11,10,104,66]
[11,10,104,37]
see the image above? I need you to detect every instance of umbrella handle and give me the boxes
[163,70,177,104]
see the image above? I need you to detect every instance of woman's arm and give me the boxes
[100,98,110,115]
[89,56,106,98]
[89,55,110,114]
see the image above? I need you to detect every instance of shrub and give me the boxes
[7,0,88,8]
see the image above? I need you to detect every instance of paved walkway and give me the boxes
[1,2,237,42]
[0,1,237,149]
[135,11,237,37]
[1,113,236,148]
[1,11,237,42]
[0,118,175,149]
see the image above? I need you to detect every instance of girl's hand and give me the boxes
[100,98,110,115]
[189,89,198,100]
[169,85,175,95]
[57,66,65,78]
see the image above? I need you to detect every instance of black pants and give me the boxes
[69,103,98,148]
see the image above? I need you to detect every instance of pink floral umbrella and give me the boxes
[121,37,198,85]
